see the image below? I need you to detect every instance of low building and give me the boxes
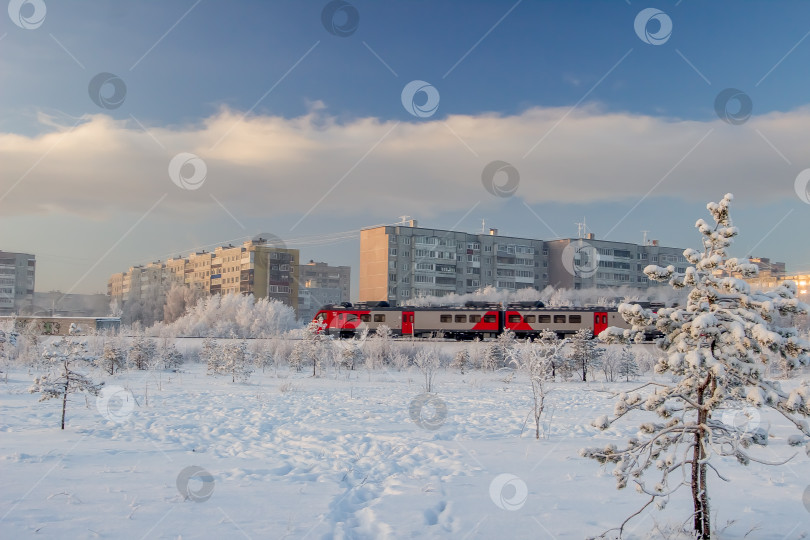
[32,292,110,317]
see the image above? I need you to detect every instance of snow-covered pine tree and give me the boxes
[534,329,566,381]
[218,339,253,383]
[200,336,220,374]
[128,334,156,370]
[155,338,184,372]
[291,320,327,376]
[617,344,640,382]
[339,341,359,372]
[99,340,125,375]
[0,320,20,380]
[30,338,103,430]
[566,329,604,382]
[588,193,810,539]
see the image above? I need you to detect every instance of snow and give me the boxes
[1,341,809,539]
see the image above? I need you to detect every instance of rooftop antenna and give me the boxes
[397,215,411,225]
[481,218,486,234]
[642,230,650,246]
[576,218,589,239]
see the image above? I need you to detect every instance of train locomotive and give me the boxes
[313,301,639,340]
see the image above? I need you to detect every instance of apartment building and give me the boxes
[0,250,36,315]
[300,261,351,302]
[359,221,548,303]
[359,222,695,304]
[298,286,343,323]
[108,239,299,314]
[546,235,688,290]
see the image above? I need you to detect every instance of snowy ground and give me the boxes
[1,344,809,539]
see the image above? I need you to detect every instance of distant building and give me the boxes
[785,273,810,302]
[300,260,351,302]
[298,286,342,323]
[0,250,35,315]
[108,239,299,314]
[546,235,687,290]
[359,222,691,304]
[360,221,548,303]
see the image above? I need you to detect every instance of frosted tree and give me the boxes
[509,337,555,439]
[217,339,253,383]
[157,294,297,338]
[99,339,125,375]
[155,338,184,372]
[587,194,810,539]
[482,330,515,370]
[617,344,640,382]
[339,341,360,372]
[450,348,470,374]
[290,320,328,376]
[128,334,156,371]
[200,337,221,374]
[251,339,276,374]
[364,324,392,370]
[30,338,103,430]
[600,348,620,382]
[414,348,441,393]
[534,329,567,381]
[19,320,41,371]
[566,329,604,382]
[0,321,20,380]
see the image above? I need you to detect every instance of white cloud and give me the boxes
[0,105,803,222]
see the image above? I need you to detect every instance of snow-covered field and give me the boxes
[1,342,809,539]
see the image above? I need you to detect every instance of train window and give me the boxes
[483,314,496,323]
[469,314,481,323]
[508,315,522,323]
[554,315,566,323]
[524,315,536,323]
[538,315,551,323]
[569,315,582,323]
[440,314,452,323]
[316,313,326,322]
[360,314,370,322]
[455,315,467,323]
[602,315,607,324]
[373,314,385,322]
[345,314,358,322]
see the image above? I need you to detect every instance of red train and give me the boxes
[313,301,638,340]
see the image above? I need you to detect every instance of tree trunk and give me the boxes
[692,373,712,539]
[61,361,69,430]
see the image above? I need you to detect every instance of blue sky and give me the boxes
[2,0,810,297]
